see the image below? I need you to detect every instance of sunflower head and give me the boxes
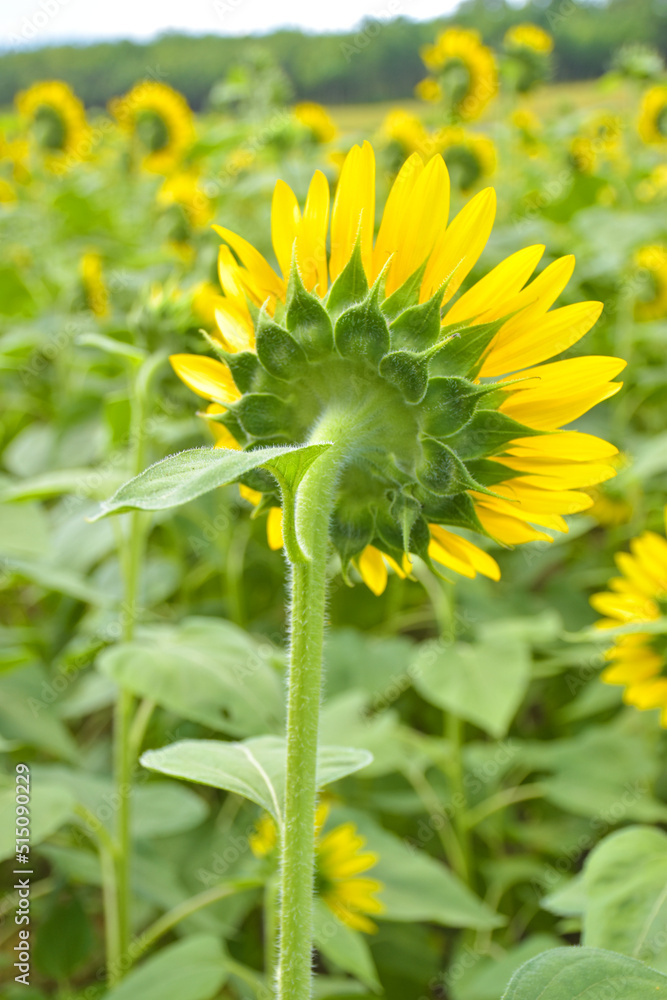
[171,141,624,594]
[80,252,109,318]
[110,82,195,173]
[504,23,553,55]
[437,126,496,192]
[250,804,384,933]
[382,109,430,158]
[591,508,667,726]
[633,245,667,321]
[638,85,667,146]
[502,23,553,93]
[15,80,89,165]
[293,103,337,145]
[418,28,498,121]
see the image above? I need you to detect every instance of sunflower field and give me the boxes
[2,17,667,1000]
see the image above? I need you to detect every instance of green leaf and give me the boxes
[141,736,373,825]
[255,308,307,380]
[502,947,667,999]
[414,489,487,534]
[581,826,667,969]
[419,377,495,439]
[429,316,506,378]
[34,893,94,980]
[388,285,442,351]
[0,667,78,760]
[417,439,484,496]
[449,410,542,460]
[0,783,75,862]
[379,350,429,402]
[104,935,229,1000]
[313,901,382,992]
[334,283,390,367]
[235,392,292,437]
[450,934,560,1000]
[97,617,285,737]
[326,240,369,320]
[411,636,531,738]
[77,332,146,362]
[92,443,331,519]
[381,259,428,322]
[286,264,334,356]
[0,468,121,502]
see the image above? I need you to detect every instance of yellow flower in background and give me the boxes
[510,108,544,155]
[415,77,443,104]
[504,23,554,54]
[158,171,213,229]
[81,252,109,318]
[250,804,384,933]
[570,113,624,174]
[638,84,667,146]
[382,109,430,156]
[418,28,498,121]
[294,102,337,144]
[0,131,30,183]
[0,178,17,204]
[636,163,667,202]
[437,125,497,191]
[110,81,195,173]
[15,80,89,166]
[587,490,633,528]
[633,245,667,321]
[171,142,623,594]
[591,508,667,726]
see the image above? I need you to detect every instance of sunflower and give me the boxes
[170,142,623,596]
[158,170,213,230]
[0,178,16,204]
[437,126,496,192]
[504,23,553,54]
[382,109,430,157]
[109,81,195,173]
[633,245,667,321]
[638,85,667,146]
[591,509,667,726]
[15,80,89,166]
[510,108,543,156]
[81,252,109,318]
[570,113,624,175]
[250,804,384,933]
[418,28,498,121]
[294,102,337,144]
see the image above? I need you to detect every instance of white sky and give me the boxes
[2,0,462,48]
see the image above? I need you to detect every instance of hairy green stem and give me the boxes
[277,404,365,1000]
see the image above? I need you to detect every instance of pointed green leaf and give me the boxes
[414,489,487,534]
[236,392,292,437]
[381,259,428,322]
[92,443,331,519]
[502,947,667,1000]
[430,315,506,378]
[419,376,496,438]
[379,350,429,402]
[326,239,369,320]
[104,935,229,1000]
[388,284,443,351]
[417,438,484,496]
[449,410,542,460]
[141,736,373,825]
[334,281,390,367]
[256,308,307,380]
[286,264,334,356]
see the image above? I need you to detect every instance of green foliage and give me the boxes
[503,948,667,999]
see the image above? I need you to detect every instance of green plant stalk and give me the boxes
[445,712,472,884]
[264,874,280,988]
[276,404,368,1000]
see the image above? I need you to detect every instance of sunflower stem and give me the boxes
[277,406,362,1000]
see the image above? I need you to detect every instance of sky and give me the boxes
[2,0,462,48]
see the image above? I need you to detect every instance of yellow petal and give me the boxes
[372,153,424,279]
[589,590,660,622]
[297,169,330,296]
[357,545,388,596]
[445,244,544,325]
[267,507,284,550]
[491,458,616,490]
[429,524,500,580]
[385,154,450,296]
[624,678,667,710]
[213,299,255,353]
[480,300,604,376]
[271,179,301,280]
[239,484,262,505]
[330,141,375,282]
[213,225,285,305]
[217,245,254,319]
[476,505,553,544]
[505,432,618,461]
[421,187,496,304]
[170,354,240,404]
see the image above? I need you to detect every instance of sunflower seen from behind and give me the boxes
[417,28,498,121]
[170,142,624,595]
[110,81,195,174]
[16,80,89,169]
[638,84,667,147]
[591,508,667,726]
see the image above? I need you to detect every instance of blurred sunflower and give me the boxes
[15,80,89,167]
[417,28,498,121]
[591,509,667,725]
[110,81,195,173]
[638,84,667,146]
[504,23,553,54]
[158,170,213,232]
[437,126,496,192]
[382,108,430,157]
[294,102,337,144]
[0,178,17,204]
[570,113,624,175]
[633,245,667,321]
[510,108,544,156]
[636,163,667,203]
[250,804,384,933]
[0,131,30,183]
[170,142,623,595]
[80,252,109,318]
[587,490,633,528]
